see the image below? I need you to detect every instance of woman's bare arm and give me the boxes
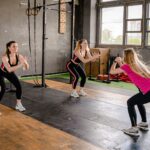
[2,55,23,72]
[74,49,100,64]
[19,54,29,70]
[109,57,125,74]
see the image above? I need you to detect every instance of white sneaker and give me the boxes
[122,127,139,137]
[79,89,87,96]
[137,122,149,131]
[71,90,79,98]
[15,103,26,112]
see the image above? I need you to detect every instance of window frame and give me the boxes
[125,4,143,46]
[96,0,150,48]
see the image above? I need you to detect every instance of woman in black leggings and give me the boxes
[0,41,29,112]
[66,39,100,98]
[110,48,150,137]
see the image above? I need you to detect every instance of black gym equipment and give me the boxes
[26,0,75,87]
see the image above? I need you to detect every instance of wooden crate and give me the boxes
[85,48,110,77]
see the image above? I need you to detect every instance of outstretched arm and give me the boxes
[74,49,100,64]
[19,55,29,70]
[109,57,124,74]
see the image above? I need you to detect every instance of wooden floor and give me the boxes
[0,104,102,150]
[1,78,150,150]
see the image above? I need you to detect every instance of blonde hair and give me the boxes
[74,39,87,52]
[123,48,150,78]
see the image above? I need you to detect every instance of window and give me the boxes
[98,1,150,47]
[127,21,141,31]
[101,6,123,45]
[128,5,142,19]
[126,33,142,45]
[126,5,142,45]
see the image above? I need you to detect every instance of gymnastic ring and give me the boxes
[26,8,32,16]
[31,8,39,16]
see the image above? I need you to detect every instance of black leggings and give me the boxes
[66,61,86,89]
[127,91,150,126]
[0,69,22,101]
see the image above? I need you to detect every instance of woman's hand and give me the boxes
[115,57,122,63]
[24,56,28,65]
[23,56,29,70]
[19,55,29,70]
[86,45,90,51]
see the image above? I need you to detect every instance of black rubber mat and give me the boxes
[1,81,150,150]
[47,77,136,96]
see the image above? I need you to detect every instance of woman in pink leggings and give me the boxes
[110,48,150,137]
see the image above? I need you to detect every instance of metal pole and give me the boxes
[96,0,100,47]
[71,0,75,57]
[69,0,75,84]
[142,0,146,48]
[42,0,46,87]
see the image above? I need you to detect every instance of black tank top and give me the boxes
[71,55,81,64]
[71,51,87,65]
[1,54,19,72]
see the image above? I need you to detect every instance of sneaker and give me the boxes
[137,122,149,131]
[79,89,87,96]
[122,127,140,137]
[15,103,26,112]
[71,90,79,98]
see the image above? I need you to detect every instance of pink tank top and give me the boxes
[121,64,150,94]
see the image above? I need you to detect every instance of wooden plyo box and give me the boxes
[85,48,110,77]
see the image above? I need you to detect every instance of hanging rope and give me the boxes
[27,0,40,86]
[27,0,31,54]
[33,0,40,86]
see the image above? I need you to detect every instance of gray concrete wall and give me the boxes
[0,0,71,76]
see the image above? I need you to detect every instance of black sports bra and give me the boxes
[71,51,87,64]
[1,54,19,72]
